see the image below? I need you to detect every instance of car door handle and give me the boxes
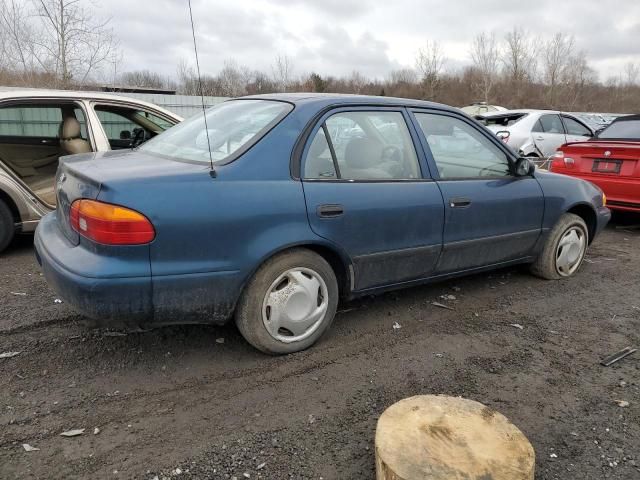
[317,204,344,218]
[534,136,544,141]
[449,197,471,208]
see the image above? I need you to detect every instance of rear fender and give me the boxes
[243,232,354,296]
[520,138,540,157]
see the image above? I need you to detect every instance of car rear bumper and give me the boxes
[34,212,241,326]
[35,212,154,322]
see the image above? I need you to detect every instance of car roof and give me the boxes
[611,114,640,122]
[238,92,459,112]
[0,87,182,120]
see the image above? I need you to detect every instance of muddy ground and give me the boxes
[1,216,639,480]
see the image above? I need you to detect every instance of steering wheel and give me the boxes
[130,128,146,148]
[381,145,402,162]
[381,145,413,177]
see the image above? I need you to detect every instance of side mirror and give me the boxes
[515,157,535,176]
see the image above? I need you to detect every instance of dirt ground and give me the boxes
[1,216,639,480]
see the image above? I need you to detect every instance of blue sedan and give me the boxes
[34,94,611,354]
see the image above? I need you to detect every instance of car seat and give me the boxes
[59,117,91,155]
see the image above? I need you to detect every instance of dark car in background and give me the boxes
[35,94,610,354]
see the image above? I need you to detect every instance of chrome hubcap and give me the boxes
[262,267,329,343]
[555,227,586,276]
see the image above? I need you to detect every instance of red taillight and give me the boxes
[550,150,574,171]
[70,199,155,245]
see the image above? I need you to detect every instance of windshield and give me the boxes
[140,100,292,163]
[597,118,640,140]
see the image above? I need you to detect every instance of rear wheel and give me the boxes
[0,199,15,254]
[235,249,338,354]
[530,213,588,280]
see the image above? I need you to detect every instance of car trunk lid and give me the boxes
[560,141,640,178]
[56,150,209,245]
[56,153,102,245]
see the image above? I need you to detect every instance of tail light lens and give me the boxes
[550,150,574,171]
[70,199,155,245]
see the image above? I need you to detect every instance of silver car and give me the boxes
[0,89,182,253]
[476,109,594,159]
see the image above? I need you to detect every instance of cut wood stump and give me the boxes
[375,395,535,480]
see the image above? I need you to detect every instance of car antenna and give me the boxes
[188,0,216,178]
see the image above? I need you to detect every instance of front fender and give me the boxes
[534,170,605,230]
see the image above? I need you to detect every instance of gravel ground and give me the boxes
[0,216,639,479]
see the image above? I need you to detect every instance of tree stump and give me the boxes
[375,395,535,480]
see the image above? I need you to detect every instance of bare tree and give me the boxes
[32,0,119,87]
[469,32,499,103]
[120,70,167,89]
[271,54,293,92]
[416,40,446,100]
[623,62,639,86]
[176,59,199,95]
[346,70,367,93]
[0,0,38,76]
[502,28,537,84]
[542,33,575,107]
[218,59,250,97]
[246,70,276,94]
[562,50,596,110]
[388,68,417,85]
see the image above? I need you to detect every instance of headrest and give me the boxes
[344,137,381,169]
[60,117,81,140]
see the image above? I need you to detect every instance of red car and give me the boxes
[551,115,640,212]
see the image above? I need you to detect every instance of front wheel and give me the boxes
[530,213,588,280]
[235,249,339,354]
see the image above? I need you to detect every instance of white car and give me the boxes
[0,88,182,253]
[476,109,594,159]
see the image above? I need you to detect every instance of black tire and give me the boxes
[530,213,589,280]
[235,249,339,355]
[0,199,15,254]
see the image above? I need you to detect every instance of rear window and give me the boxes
[477,113,528,127]
[597,118,640,140]
[140,100,292,164]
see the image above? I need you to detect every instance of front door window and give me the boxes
[414,113,510,178]
[94,105,176,150]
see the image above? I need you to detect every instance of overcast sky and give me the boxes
[100,0,640,82]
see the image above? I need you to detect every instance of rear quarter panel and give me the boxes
[94,107,339,323]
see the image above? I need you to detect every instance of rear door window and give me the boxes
[563,117,591,136]
[0,106,62,137]
[94,104,176,149]
[304,111,421,181]
[537,114,565,134]
[415,112,510,179]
